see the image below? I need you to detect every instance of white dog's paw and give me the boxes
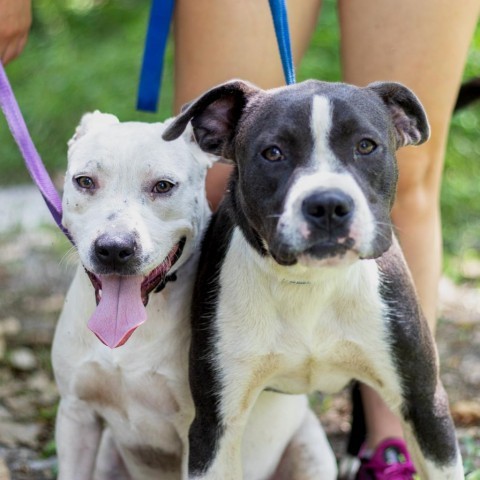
[68,110,120,148]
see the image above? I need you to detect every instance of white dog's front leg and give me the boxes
[94,427,131,480]
[56,397,102,480]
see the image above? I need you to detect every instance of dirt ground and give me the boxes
[0,187,479,479]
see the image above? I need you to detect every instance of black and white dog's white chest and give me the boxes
[213,228,396,396]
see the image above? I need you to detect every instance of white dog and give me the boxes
[52,112,336,480]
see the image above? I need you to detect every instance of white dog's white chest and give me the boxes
[75,355,189,432]
[74,360,180,414]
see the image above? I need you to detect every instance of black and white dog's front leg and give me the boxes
[185,208,252,480]
[377,245,463,479]
[374,378,462,480]
[187,353,265,480]
[398,382,463,480]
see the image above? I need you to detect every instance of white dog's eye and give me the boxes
[152,180,175,194]
[75,176,95,189]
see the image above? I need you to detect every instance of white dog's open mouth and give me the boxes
[85,238,186,349]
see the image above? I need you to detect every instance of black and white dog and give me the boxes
[164,79,464,480]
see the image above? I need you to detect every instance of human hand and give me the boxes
[0,0,31,65]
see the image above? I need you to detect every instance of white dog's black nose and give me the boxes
[94,233,137,267]
[302,190,354,231]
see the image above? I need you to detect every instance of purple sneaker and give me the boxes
[356,438,417,480]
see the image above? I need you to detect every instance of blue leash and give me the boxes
[268,0,296,86]
[137,0,296,113]
[136,0,175,112]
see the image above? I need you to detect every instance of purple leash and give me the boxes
[0,62,72,243]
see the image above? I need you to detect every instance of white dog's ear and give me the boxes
[68,110,120,148]
[182,122,219,168]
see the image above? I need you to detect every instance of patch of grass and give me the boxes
[39,403,58,423]
[40,438,56,458]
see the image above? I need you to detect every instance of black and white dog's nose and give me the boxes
[94,233,137,267]
[302,189,354,230]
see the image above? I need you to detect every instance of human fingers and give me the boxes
[0,0,32,64]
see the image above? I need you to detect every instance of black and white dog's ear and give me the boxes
[162,80,260,162]
[367,82,430,149]
[68,111,120,149]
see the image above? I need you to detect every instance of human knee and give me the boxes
[393,142,444,217]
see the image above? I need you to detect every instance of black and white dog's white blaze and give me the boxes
[164,80,463,480]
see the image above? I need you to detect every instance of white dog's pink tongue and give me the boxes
[88,275,147,348]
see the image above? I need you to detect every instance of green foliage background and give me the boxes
[1,0,480,277]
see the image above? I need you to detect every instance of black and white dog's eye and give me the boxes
[75,176,95,189]
[152,180,175,194]
[261,146,284,162]
[356,139,377,155]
